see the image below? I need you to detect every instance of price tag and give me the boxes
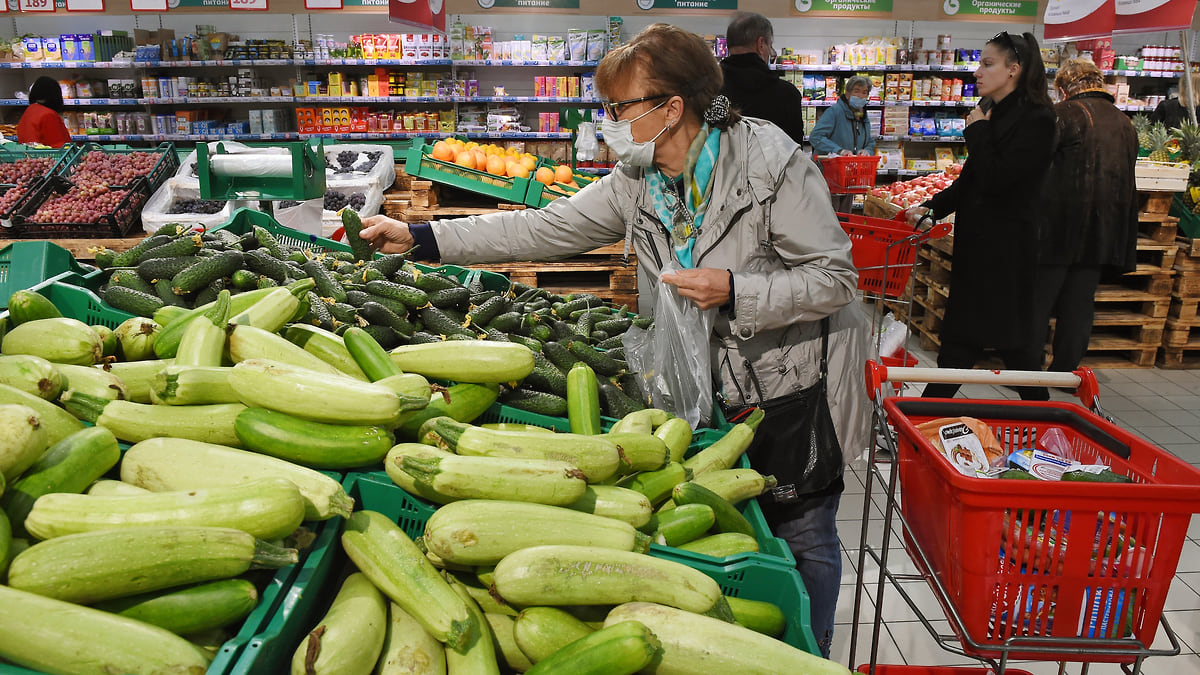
[228,0,266,9]
[130,0,167,9]
[65,0,102,9]
[305,0,339,6]
[19,0,54,12]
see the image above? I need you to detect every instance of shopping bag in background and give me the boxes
[621,261,716,428]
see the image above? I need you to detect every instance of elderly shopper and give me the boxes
[358,23,871,658]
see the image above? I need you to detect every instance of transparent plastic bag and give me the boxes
[621,262,716,427]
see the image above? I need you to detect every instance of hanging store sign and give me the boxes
[390,0,445,31]
[791,0,892,18]
[1114,0,1197,34]
[1044,0,1115,40]
[636,0,737,10]
[942,0,1037,19]
[476,0,579,7]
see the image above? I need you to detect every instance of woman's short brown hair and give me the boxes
[594,23,739,129]
[1054,58,1106,96]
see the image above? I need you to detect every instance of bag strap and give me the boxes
[820,316,830,380]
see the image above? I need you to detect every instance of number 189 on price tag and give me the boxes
[229,0,267,10]
[20,0,54,12]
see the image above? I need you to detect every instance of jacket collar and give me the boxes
[1067,89,1115,104]
[721,52,774,76]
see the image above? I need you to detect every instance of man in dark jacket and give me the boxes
[719,11,805,144]
[1036,58,1139,373]
[1150,72,1199,129]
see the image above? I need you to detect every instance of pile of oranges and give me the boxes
[428,138,579,188]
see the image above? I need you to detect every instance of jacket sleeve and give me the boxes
[429,171,630,264]
[773,82,808,145]
[42,114,71,149]
[728,151,858,336]
[923,172,962,218]
[808,108,841,155]
[863,117,876,153]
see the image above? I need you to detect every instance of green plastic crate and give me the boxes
[226,474,406,675]
[0,242,96,307]
[337,472,815,653]
[0,272,133,330]
[404,143,531,204]
[0,517,339,675]
[523,170,596,208]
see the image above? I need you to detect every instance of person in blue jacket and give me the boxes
[810,76,875,211]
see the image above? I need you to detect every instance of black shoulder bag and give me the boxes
[744,317,844,504]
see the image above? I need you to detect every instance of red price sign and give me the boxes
[20,0,54,12]
[229,0,267,9]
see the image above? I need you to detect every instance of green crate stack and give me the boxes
[403,143,531,204]
[0,272,132,329]
[224,470,815,673]
[0,242,98,308]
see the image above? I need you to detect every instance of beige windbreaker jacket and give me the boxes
[430,118,872,462]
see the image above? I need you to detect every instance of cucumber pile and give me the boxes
[91,219,655,419]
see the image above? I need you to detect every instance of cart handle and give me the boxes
[864,360,1100,408]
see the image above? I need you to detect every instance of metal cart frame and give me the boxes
[850,365,1189,675]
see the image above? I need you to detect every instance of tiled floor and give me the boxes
[838,343,1200,674]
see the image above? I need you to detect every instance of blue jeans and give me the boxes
[768,493,842,659]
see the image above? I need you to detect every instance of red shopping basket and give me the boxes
[820,155,881,193]
[837,212,952,298]
[858,667,1033,675]
[881,396,1200,663]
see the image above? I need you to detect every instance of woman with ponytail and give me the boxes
[906,31,1055,400]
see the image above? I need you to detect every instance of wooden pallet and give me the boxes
[471,252,640,312]
[1133,237,1178,272]
[1170,294,1200,319]
[1138,212,1179,243]
[1160,341,1200,368]
[47,235,148,263]
[1163,316,1200,348]
[1139,191,1173,216]
[917,247,951,285]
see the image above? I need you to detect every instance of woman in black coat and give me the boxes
[1035,58,1138,373]
[907,31,1055,400]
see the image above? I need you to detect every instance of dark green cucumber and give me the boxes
[6,289,61,325]
[256,276,279,289]
[104,286,165,317]
[633,317,653,329]
[244,249,290,283]
[93,248,116,269]
[542,341,580,371]
[345,290,371,307]
[360,302,417,337]
[570,306,613,321]
[999,468,1038,481]
[366,254,408,277]
[340,208,373,262]
[428,286,471,310]
[303,260,347,304]
[487,312,523,334]
[304,291,335,329]
[507,334,543,353]
[672,482,755,537]
[407,331,443,345]
[326,302,358,326]
[111,235,171,268]
[466,296,506,328]
[469,290,500,306]
[152,222,187,236]
[194,279,227,309]
[171,250,243,295]
[598,377,644,418]
[361,323,401,350]
[155,279,188,308]
[617,372,648,407]
[594,318,633,335]
[529,324,553,343]
[1060,468,1132,483]
[500,388,568,416]
[365,280,428,310]
[568,341,624,377]
[109,269,157,296]
[525,353,568,397]
[252,225,286,259]
[286,250,307,265]
[482,328,511,343]
[137,256,200,283]
[420,306,476,338]
[137,234,202,262]
[230,269,259,291]
[412,271,460,292]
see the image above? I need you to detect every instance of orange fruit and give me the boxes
[430,141,454,162]
[565,180,580,189]
[553,164,574,184]
[485,155,507,176]
[507,163,530,179]
[520,156,537,171]
[535,166,555,185]
[454,151,476,170]
[472,150,488,169]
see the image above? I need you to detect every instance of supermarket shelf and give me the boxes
[64,130,574,143]
[775,62,1185,78]
[878,169,943,177]
[36,95,599,106]
[805,100,977,108]
[0,58,601,70]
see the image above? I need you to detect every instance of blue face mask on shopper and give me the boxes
[848,96,868,110]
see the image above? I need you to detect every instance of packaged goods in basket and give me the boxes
[916,417,1006,476]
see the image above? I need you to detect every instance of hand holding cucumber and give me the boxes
[358,214,415,255]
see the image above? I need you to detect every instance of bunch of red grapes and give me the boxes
[70,151,161,188]
[30,185,131,224]
[0,157,54,185]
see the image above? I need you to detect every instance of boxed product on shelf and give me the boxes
[875,144,904,170]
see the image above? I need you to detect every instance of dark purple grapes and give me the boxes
[168,199,225,214]
[323,191,365,212]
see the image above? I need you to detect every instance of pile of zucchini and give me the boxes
[90,218,654,419]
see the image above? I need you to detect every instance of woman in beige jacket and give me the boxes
[361,23,871,657]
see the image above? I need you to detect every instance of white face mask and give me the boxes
[600,99,669,167]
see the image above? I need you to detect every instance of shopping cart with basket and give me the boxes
[821,155,883,195]
[837,211,952,388]
[851,363,1200,674]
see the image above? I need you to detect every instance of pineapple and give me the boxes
[1172,122,1200,163]
[1147,123,1172,162]
[1133,113,1152,150]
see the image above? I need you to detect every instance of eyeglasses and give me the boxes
[991,31,1022,63]
[602,93,670,121]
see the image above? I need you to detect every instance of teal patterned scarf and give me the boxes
[645,124,722,269]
